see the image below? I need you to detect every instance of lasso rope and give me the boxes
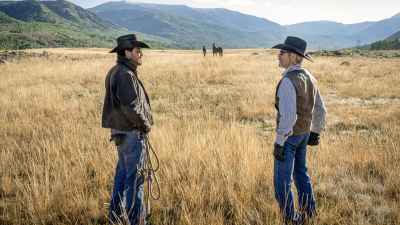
[142,134,161,218]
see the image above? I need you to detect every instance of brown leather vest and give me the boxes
[275,69,316,135]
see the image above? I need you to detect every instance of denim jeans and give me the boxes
[109,130,146,225]
[274,133,316,223]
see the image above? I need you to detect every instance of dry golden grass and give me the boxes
[0,48,399,225]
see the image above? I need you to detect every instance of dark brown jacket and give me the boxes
[102,57,153,132]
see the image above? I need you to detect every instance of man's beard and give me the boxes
[128,56,141,66]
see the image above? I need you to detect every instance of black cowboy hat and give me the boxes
[110,34,150,53]
[272,36,313,62]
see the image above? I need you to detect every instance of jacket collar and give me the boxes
[117,56,138,73]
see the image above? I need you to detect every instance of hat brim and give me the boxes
[272,43,313,62]
[109,41,150,53]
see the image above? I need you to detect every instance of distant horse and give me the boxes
[212,43,217,56]
[216,47,223,57]
[212,43,223,57]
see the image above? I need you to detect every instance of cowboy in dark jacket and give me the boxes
[102,34,153,225]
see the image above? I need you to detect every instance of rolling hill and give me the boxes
[284,15,400,49]
[352,13,400,44]
[285,21,375,49]
[0,0,399,50]
[367,30,400,50]
[89,2,285,49]
[386,30,400,40]
[90,2,400,50]
[0,0,166,49]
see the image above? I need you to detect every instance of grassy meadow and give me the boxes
[0,48,399,225]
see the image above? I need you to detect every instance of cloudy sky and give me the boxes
[69,0,400,25]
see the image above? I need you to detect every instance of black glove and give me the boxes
[308,132,320,146]
[143,125,151,134]
[273,143,285,161]
[139,124,151,134]
[110,133,126,146]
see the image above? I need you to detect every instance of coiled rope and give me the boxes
[142,134,160,218]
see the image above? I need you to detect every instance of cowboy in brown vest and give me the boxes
[271,36,326,225]
[102,34,153,225]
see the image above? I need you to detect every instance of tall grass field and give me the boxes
[0,48,399,225]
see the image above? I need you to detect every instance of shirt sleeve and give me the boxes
[275,77,297,146]
[311,88,327,133]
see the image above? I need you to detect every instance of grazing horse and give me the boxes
[212,43,223,57]
[212,43,217,56]
[216,47,223,57]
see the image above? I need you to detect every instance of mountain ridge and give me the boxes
[0,0,169,49]
[0,0,116,29]
[90,1,286,48]
[0,0,399,50]
[90,2,400,49]
[386,30,400,40]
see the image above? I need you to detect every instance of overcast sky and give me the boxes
[68,0,400,25]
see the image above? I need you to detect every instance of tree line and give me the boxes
[370,38,400,50]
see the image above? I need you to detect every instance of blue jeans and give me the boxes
[274,133,316,223]
[109,131,146,225]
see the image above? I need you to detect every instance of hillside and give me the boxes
[0,0,166,50]
[367,30,400,50]
[283,12,400,48]
[90,2,400,50]
[285,19,400,48]
[0,1,399,50]
[90,2,285,48]
[386,30,400,41]
[352,15,400,44]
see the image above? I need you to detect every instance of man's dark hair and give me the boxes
[117,48,134,57]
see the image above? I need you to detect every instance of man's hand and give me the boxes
[273,143,285,161]
[141,125,151,134]
[308,132,320,146]
[111,133,126,146]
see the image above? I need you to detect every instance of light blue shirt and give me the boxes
[275,64,327,146]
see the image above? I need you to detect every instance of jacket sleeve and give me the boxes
[115,71,151,132]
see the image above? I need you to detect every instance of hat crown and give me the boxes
[272,36,312,61]
[117,34,138,44]
[110,33,149,53]
[284,36,307,54]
